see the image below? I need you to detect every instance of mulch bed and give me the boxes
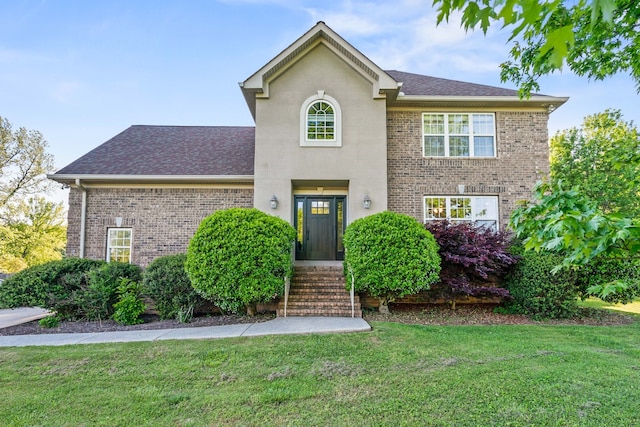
[0,305,636,336]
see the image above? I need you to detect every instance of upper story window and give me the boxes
[424,196,499,230]
[300,91,342,147]
[423,113,496,157]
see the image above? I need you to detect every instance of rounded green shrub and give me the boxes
[143,253,207,321]
[185,208,296,314]
[0,258,103,309]
[576,257,640,304]
[503,247,579,319]
[343,211,441,311]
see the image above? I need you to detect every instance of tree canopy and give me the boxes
[433,0,640,96]
[0,117,64,273]
[1,116,54,209]
[550,109,640,217]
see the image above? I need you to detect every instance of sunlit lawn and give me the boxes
[1,315,639,426]
[579,298,640,315]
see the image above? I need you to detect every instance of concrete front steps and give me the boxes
[277,265,362,318]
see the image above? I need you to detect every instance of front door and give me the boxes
[294,196,345,260]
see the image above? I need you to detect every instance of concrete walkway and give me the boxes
[0,307,51,328]
[0,316,371,347]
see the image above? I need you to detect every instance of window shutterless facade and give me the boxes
[424,196,499,229]
[423,113,496,157]
[106,228,132,263]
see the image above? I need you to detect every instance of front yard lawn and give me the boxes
[1,317,639,426]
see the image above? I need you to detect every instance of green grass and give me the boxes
[579,298,640,315]
[1,320,640,426]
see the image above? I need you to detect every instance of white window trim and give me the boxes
[422,113,496,158]
[423,196,499,229]
[300,91,342,147]
[106,228,133,263]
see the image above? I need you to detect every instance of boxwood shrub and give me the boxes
[343,211,441,312]
[576,257,640,304]
[143,253,207,321]
[185,208,296,314]
[503,247,579,319]
[0,258,103,309]
[0,258,141,321]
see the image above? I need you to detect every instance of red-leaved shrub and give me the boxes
[425,221,517,307]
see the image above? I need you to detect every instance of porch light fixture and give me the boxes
[363,195,371,209]
[270,195,278,209]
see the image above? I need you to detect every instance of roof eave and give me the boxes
[391,95,569,110]
[48,174,255,186]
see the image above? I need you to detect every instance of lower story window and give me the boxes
[107,228,132,263]
[424,196,499,229]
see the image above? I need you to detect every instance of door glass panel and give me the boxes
[336,199,344,254]
[296,200,304,247]
[311,200,330,215]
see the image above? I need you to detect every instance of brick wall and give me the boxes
[66,187,254,267]
[387,110,550,227]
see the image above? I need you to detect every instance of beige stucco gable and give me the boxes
[240,21,400,121]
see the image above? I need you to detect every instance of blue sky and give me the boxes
[1,0,638,204]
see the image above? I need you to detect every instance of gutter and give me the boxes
[75,179,87,258]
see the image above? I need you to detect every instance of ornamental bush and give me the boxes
[0,258,102,309]
[74,262,142,321]
[143,253,207,321]
[343,211,441,312]
[0,258,142,321]
[112,278,146,325]
[576,257,640,304]
[503,247,579,319]
[185,208,296,314]
[425,221,517,308]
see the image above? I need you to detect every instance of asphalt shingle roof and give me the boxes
[385,70,522,97]
[54,125,255,176]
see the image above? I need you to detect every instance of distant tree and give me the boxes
[433,0,640,96]
[0,117,54,209]
[0,197,66,273]
[549,109,640,217]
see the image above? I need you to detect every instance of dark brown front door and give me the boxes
[295,196,345,260]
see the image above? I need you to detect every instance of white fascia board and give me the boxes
[48,174,254,183]
[396,95,569,108]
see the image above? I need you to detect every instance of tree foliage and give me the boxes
[185,208,296,314]
[510,180,640,271]
[0,197,66,273]
[425,220,517,307]
[0,116,54,209]
[549,109,640,217]
[343,211,441,310]
[433,0,640,96]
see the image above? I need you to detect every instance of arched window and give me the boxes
[307,101,335,140]
[300,91,342,147]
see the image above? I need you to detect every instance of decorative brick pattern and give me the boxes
[66,187,253,267]
[387,110,550,227]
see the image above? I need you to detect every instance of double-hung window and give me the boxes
[424,196,499,229]
[106,228,132,263]
[423,113,496,157]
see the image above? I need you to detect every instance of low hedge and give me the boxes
[0,258,141,321]
[143,253,207,321]
[0,258,103,309]
[503,247,579,319]
[576,257,640,304]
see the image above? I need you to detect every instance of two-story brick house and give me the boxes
[50,22,567,270]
